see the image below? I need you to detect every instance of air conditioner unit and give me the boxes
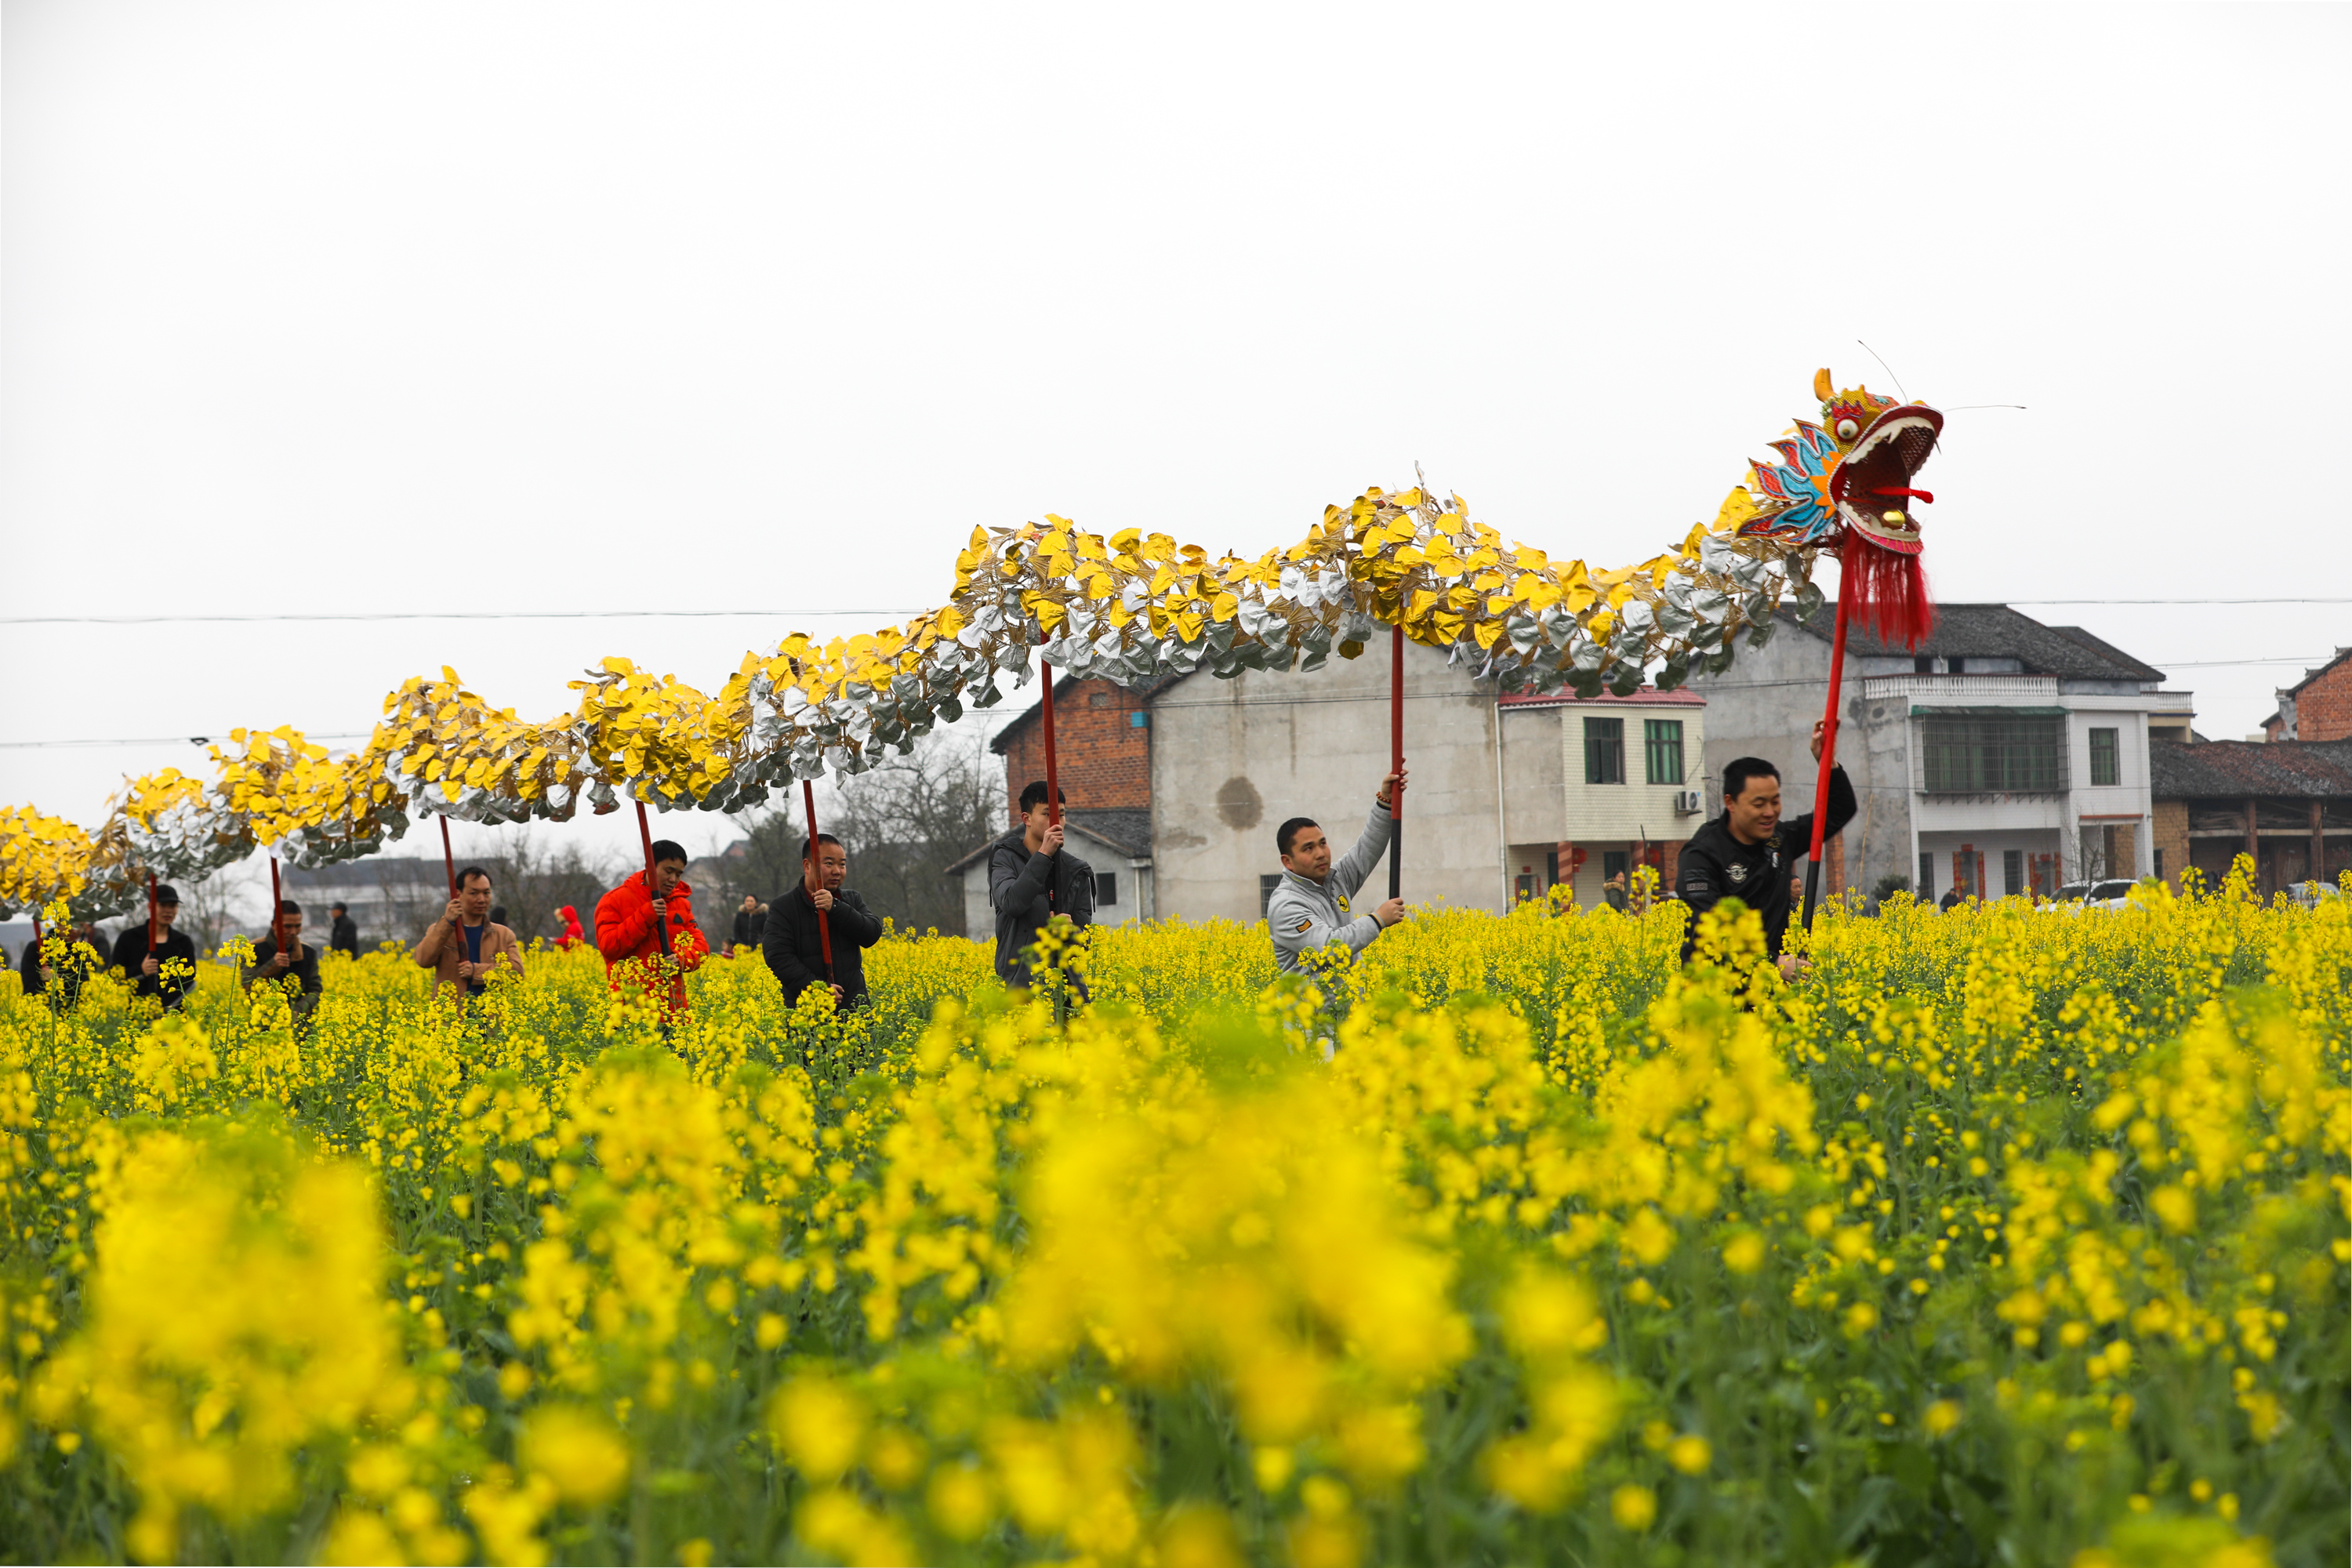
[1672,789,1704,815]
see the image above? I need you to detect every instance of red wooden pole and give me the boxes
[785,656,833,980]
[801,778,833,979]
[270,855,287,963]
[633,800,673,957]
[1801,573,1857,931]
[1388,623,1404,899]
[147,872,160,956]
[438,817,458,898]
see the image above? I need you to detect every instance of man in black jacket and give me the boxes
[763,834,883,1009]
[111,884,200,1010]
[20,920,107,1010]
[328,901,361,959]
[989,781,1095,989]
[732,895,768,956]
[243,899,323,1033]
[1677,720,1857,974]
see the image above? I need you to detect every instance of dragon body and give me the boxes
[1,371,1940,918]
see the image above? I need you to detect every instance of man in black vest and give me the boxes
[1677,720,1855,975]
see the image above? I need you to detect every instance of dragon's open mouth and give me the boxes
[1831,404,1943,555]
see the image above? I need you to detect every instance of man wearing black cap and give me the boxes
[111,884,200,1011]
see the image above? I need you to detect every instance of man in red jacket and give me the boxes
[595,838,707,1018]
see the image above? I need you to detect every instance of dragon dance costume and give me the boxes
[1,369,1938,919]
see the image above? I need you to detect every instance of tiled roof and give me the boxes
[2278,647,2352,700]
[2149,739,2352,799]
[1500,685,1706,710]
[1784,602,2165,683]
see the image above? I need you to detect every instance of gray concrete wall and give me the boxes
[1501,706,1566,847]
[1148,640,1507,921]
[1688,622,1917,898]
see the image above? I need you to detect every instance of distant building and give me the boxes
[991,677,1160,819]
[951,641,1715,924]
[2150,739,2352,895]
[1497,687,1708,907]
[2262,648,2352,743]
[283,857,451,948]
[1688,604,2195,901]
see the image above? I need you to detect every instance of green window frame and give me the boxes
[2089,727,2120,787]
[1643,719,1685,786]
[1921,715,2065,794]
[1584,717,1624,785]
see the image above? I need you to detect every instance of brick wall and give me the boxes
[1000,677,1154,825]
[2153,800,2190,891]
[2292,656,2352,742]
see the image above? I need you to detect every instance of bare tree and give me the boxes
[476,829,626,947]
[176,868,256,957]
[706,726,1001,937]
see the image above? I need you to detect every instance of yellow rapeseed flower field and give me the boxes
[0,862,2343,1568]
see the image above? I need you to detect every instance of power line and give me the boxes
[0,733,374,751]
[0,608,924,626]
[2002,597,2352,605]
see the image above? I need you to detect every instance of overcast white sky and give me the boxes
[4,3,2348,914]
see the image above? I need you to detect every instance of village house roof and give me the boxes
[1498,685,1706,710]
[2150,739,2352,799]
[1783,601,2165,684]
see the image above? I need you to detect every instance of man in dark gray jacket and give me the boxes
[1267,769,1407,976]
[989,780,1095,988]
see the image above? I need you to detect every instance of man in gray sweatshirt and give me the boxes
[1266,769,1408,975]
[989,780,1097,988]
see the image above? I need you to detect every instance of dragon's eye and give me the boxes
[1835,418,1860,441]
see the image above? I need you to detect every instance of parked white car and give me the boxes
[2048,879,2138,913]
[2285,880,2342,911]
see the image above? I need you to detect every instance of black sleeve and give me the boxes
[837,892,885,949]
[20,942,42,994]
[762,902,822,997]
[1780,765,1859,857]
[1677,840,1726,961]
[111,930,140,971]
[1065,855,1097,926]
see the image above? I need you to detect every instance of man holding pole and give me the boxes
[1675,719,1854,974]
[244,898,324,1032]
[111,884,198,1011]
[763,833,883,1009]
[989,781,1095,989]
[595,838,706,1018]
[1266,769,1408,976]
[413,866,525,998]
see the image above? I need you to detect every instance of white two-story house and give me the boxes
[1690,603,2194,901]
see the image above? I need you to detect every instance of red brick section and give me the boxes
[999,677,1154,825]
[2292,653,2352,742]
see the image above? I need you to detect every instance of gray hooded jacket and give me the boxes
[1267,802,1394,975]
[989,827,1096,986]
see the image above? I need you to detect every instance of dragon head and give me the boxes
[1813,367,1943,556]
[1726,368,1943,646]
